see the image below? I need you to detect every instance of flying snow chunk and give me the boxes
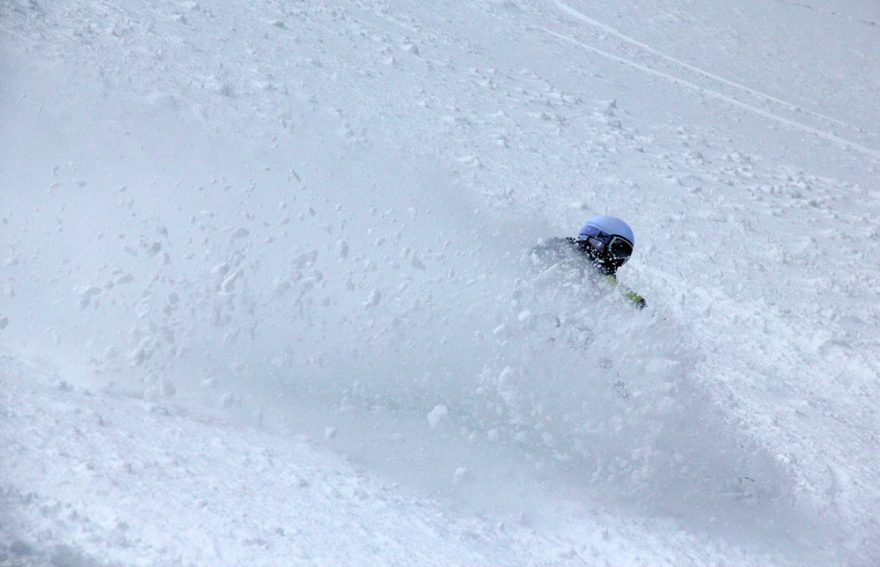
[427,405,449,429]
[0,316,7,330]
[497,366,514,383]
[289,474,309,488]
[221,269,243,293]
[160,379,176,397]
[212,262,230,279]
[145,242,162,258]
[365,289,381,307]
[78,286,102,309]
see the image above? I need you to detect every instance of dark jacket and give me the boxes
[530,237,646,309]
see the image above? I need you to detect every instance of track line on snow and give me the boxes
[537,26,880,162]
[552,0,876,142]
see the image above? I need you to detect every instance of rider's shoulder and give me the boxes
[530,237,580,263]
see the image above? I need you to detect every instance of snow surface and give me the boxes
[2,0,879,565]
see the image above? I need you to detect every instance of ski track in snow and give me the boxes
[544,2,880,161]
[552,0,877,142]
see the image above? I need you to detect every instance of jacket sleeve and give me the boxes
[605,275,647,310]
[529,237,575,266]
[624,289,647,310]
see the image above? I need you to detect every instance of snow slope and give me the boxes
[2,351,786,566]
[2,0,879,564]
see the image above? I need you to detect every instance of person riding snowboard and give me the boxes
[530,215,646,309]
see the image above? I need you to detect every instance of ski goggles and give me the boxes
[578,227,633,260]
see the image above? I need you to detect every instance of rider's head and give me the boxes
[577,215,635,275]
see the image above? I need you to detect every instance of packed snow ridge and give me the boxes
[2,0,879,565]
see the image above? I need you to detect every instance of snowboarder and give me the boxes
[530,215,646,309]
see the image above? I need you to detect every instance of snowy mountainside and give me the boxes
[6,352,747,566]
[2,0,879,565]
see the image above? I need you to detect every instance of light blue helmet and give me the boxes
[578,215,635,246]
